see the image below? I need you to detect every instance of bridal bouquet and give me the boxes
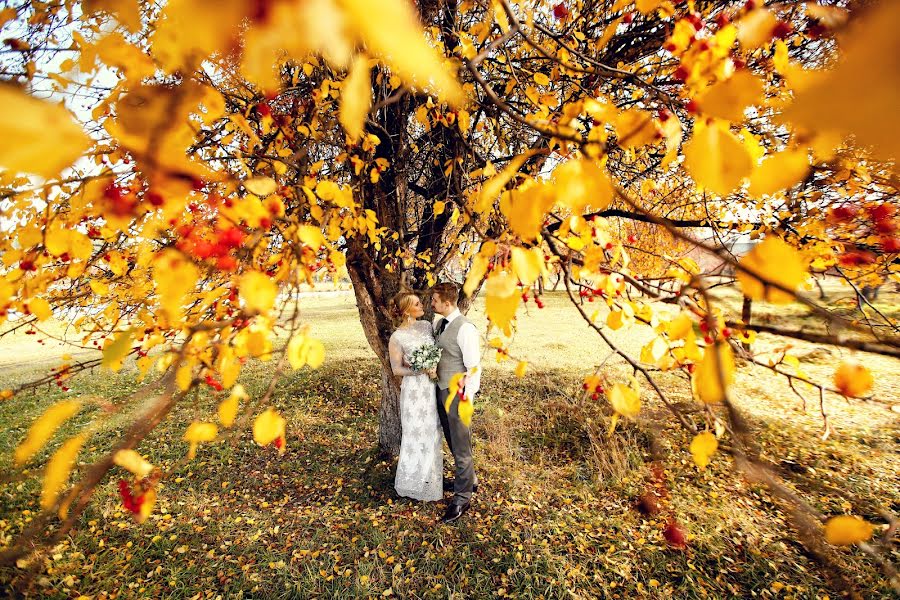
[409,344,442,377]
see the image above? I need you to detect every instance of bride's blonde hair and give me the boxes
[389,291,419,328]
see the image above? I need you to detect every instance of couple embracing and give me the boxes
[387,282,480,524]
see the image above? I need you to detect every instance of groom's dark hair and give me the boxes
[431,282,459,306]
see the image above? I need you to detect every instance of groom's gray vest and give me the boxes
[436,315,470,390]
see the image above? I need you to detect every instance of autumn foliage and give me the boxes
[0,0,898,590]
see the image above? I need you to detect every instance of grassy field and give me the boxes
[0,285,898,598]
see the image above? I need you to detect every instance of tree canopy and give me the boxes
[0,0,898,588]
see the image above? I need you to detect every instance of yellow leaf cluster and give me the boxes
[689,431,718,470]
[833,362,873,398]
[239,271,279,315]
[736,238,808,304]
[0,86,91,179]
[15,400,83,466]
[113,449,154,478]
[287,332,326,369]
[824,516,874,546]
[692,344,735,405]
[41,434,88,510]
[551,158,613,214]
[183,422,218,460]
[253,408,286,451]
[684,120,753,196]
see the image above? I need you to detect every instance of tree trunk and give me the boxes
[346,242,403,457]
[741,295,753,352]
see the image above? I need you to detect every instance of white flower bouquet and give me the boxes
[409,343,442,376]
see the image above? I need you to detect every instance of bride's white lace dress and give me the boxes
[389,320,443,502]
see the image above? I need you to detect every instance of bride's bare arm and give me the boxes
[388,337,416,376]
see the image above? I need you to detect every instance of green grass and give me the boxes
[0,289,898,598]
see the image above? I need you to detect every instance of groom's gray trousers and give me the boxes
[436,386,477,505]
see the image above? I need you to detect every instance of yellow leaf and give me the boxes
[458,397,474,427]
[342,0,463,106]
[137,487,157,524]
[287,332,326,369]
[608,382,640,418]
[41,433,88,510]
[253,408,286,446]
[15,400,83,466]
[102,328,135,372]
[0,7,17,29]
[432,201,446,216]
[698,70,765,122]
[736,8,777,49]
[748,149,810,197]
[85,0,143,33]
[833,362,873,398]
[27,297,52,321]
[736,237,808,304]
[510,247,543,287]
[666,313,694,341]
[153,249,199,320]
[824,516,874,546]
[499,183,555,242]
[239,271,278,314]
[183,421,218,460]
[446,372,465,413]
[551,158,613,214]
[219,384,247,428]
[244,176,277,197]
[533,72,550,86]
[476,151,537,212]
[615,109,659,149]
[297,225,326,250]
[151,0,249,72]
[484,271,520,337]
[515,361,528,378]
[112,449,154,477]
[0,86,91,179]
[689,431,718,469]
[340,54,372,142]
[635,0,662,15]
[783,2,900,169]
[684,120,753,196]
[692,344,735,404]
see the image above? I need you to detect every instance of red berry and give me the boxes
[219,227,245,249]
[663,520,688,549]
[257,102,271,117]
[732,57,746,70]
[722,328,731,338]
[839,251,876,267]
[623,12,633,24]
[829,205,857,222]
[552,3,569,20]
[674,65,690,81]
[20,259,35,271]
[869,204,894,223]
[881,237,900,253]
[771,20,792,40]
[875,219,897,234]
[191,240,214,259]
[147,191,165,207]
[685,99,700,114]
[715,13,730,28]
[704,335,714,345]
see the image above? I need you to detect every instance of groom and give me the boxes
[431,282,480,524]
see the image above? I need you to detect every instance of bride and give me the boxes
[387,291,443,502]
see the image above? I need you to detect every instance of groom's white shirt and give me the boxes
[436,308,481,399]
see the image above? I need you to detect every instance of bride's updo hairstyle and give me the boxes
[389,291,418,327]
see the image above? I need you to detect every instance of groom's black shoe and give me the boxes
[440,500,471,524]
